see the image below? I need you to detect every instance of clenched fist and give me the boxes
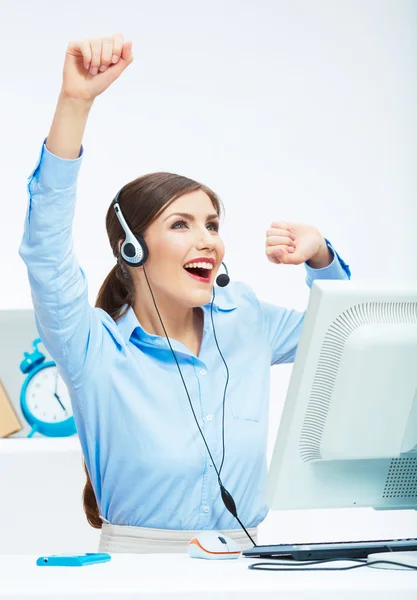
[61,33,134,102]
[266,221,331,267]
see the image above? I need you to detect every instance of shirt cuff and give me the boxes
[304,238,351,287]
[28,137,84,190]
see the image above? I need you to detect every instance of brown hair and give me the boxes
[82,172,223,528]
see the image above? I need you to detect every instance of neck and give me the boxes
[132,280,203,350]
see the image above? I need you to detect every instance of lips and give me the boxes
[183,257,215,268]
[183,257,215,283]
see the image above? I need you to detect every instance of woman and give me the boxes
[19,33,350,554]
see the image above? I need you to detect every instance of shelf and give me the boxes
[0,436,81,454]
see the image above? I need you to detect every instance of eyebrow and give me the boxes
[164,212,220,222]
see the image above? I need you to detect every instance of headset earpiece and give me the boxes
[113,194,149,267]
[120,233,149,267]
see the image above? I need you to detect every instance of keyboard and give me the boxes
[242,538,417,560]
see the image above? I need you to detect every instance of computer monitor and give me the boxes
[266,280,417,512]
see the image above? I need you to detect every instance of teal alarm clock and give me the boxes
[19,338,76,438]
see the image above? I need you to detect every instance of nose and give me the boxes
[195,225,215,251]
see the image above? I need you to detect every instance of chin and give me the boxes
[186,287,213,308]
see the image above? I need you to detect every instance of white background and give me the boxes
[0,0,416,552]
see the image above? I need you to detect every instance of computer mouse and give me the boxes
[187,531,242,560]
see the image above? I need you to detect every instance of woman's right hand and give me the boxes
[61,33,134,102]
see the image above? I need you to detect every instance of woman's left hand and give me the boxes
[265,221,332,268]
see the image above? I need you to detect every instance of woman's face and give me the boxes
[138,189,225,308]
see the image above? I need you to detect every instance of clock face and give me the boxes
[25,365,73,423]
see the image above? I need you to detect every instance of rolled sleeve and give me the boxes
[304,238,351,288]
[29,138,84,191]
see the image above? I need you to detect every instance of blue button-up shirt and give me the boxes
[19,140,351,530]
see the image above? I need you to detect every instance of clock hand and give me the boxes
[53,368,67,414]
[54,392,67,413]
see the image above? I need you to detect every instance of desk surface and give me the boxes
[0,554,416,599]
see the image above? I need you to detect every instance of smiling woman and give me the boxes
[96,175,227,528]
[19,32,351,555]
[98,175,224,322]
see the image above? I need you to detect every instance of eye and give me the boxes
[171,220,219,231]
[207,221,219,232]
[171,220,188,229]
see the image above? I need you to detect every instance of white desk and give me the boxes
[0,554,416,599]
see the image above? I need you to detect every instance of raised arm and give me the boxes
[262,239,350,365]
[45,93,92,159]
[19,33,134,389]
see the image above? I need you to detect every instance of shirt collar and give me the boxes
[116,289,238,344]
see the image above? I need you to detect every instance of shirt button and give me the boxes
[203,506,210,513]
[200,369,207,376]
[206,414,213,421]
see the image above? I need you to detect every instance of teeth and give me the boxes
[184,262,213,270]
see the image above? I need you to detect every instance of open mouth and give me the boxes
[183,261,214,283]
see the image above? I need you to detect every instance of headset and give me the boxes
[113,192,255,546]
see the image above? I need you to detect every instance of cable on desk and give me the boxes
[248,557,417,572]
